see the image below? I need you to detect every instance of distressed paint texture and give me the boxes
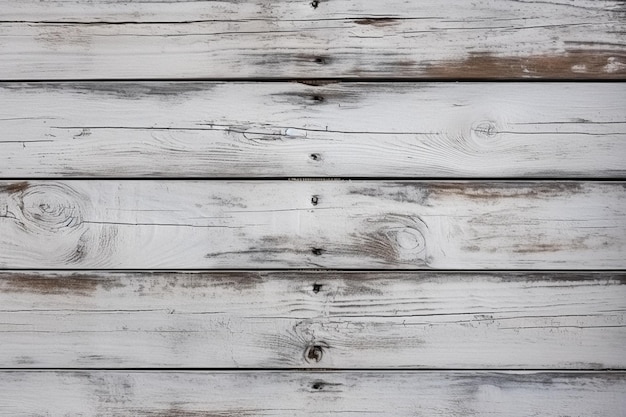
[1,181,625,269]
[1,82,625,177]
[0,271,624,368]
[0,0,624,79]
[0,371,625,416]
[1,0,625,413]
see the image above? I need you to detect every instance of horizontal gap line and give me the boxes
[0,368,624,372]
[0,78,625,83]
[2,268,626,273]
[1,177,626,181]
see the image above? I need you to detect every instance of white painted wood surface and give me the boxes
[1,82,625,177]
[1,371,625,416]
[0,271,624,369]
[1,180,625,269]
[2,0,625,412]
[1,0,624,79]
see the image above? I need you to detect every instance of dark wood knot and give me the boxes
[311,247,325,256]
[304,344,325,363]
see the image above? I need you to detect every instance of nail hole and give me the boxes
[312,283,322,293]
[311,248,324,256]
[310,0,319,9]
[309,153,321,161]
[311,195,319,206]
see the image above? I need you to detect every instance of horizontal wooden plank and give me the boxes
[1,371,625,416]
[1,271,624,369]
[1,180,625,269]
[1,82,625,178]
[1,0,624,79]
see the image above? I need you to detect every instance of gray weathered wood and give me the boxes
[1,82,625,178]
[0,271,624,369]
[1,0,624,79]
[1,180,625,269]
[1,371,625,416]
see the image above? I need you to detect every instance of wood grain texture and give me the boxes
[1,271,624,369]
[1,82,625,178]
[1,180,625,269]
[1,371,625,416]
[1,0,624,79]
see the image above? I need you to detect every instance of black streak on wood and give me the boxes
[353,18,399,27]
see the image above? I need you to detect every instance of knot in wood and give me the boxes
[16,183,84,233]
[304,344,324,363]
[393,227,425,251]
[311,381,325,390]
[473,121,498,138]
[310,0,319,9]
[311,247,325,256]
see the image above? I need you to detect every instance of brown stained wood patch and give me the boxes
[351,182,585,204]
[0,273,105,296]
[0,181,29,194]
[423,50,626,79]
[0,272,268,296]
[181,271,265,291]
[422,182,585,201]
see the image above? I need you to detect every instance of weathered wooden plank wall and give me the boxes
[1,0,625,415]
